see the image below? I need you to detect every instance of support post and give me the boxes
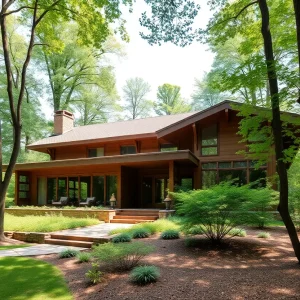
[169,161,174,192]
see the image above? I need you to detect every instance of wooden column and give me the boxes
[193,165,201,190]
[117,165,122,208]
[169,161,174,192]
[192,123,198,155]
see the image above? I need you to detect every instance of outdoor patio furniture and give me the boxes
[79,197,96,207]
[52,197,69,207]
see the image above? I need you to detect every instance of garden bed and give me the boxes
[40,226,300,300]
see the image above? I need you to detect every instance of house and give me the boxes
[10,101,299,208]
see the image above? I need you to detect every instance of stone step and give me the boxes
[113,215,158,220]
[116,211,159,216]
[45,238,93,248]
[50,234,95,242]
[110,219,155,224]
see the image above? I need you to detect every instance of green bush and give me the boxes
[86,263,102,284]
[183,225,203,235]
[76,252,91,263]
[130,265,160,285]
[132,228,150,239]
[59,249,79,259]
[257,232,270,238]
[92,241,155,271]
[160,229,180,239]
[227,228,247,237]
[112,233,132,243]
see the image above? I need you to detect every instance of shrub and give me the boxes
[160,229,180,239]
[86,263,102,284]
[227,228,247,237]
[130,265,160,285]
[76,252,91,263]
[112,233,132,243]
[257,232,270,238]
[92,241,155,271]
[59,249,79,259]
[183,225,203,235]
[132,228,150,239]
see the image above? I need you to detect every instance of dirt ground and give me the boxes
[40,227,300,300]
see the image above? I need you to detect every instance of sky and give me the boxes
[110,2,215,104]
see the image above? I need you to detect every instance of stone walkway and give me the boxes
[0,223,132,257]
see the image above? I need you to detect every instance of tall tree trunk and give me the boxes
[258,0,300,262]
[293,0,300,104]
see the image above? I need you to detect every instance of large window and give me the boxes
[120,145,136,155]
[160,144,178,152]
[88,148,104,157]
[47,178,56,203]
[106,175,117,203]
[202,160,267,188]
[18,174,30,200]
[201,124,218,156]
[93,176,104,205]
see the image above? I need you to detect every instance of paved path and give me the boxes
[0,223,133,257]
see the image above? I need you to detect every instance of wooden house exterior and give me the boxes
[10,101,296,208]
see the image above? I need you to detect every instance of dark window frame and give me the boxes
[200,124,219,156]
[120,145,136,155]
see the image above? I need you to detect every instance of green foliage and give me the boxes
[85,263,103,284]
[112,233,132,243]
[257,232,270,239]
[91,242,155,271]
[5,197,14,208]
[58,249,79,259]
[132,228,151,239]
[227,228,247,237]
[0,257,72,300]
[130,265,160,285]
[4,214,99,232]
[160,229,180,240]
[0,244,30,251]
[184,237,202,248]
[183,225,203,236]
[76,252,92,263]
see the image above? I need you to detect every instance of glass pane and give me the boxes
[250,169,267,188]
[202,171,217,188]
[19,183,29,191]
[120,146,136,155]
[47,178,56,203]
[201,124,217,146]
[80,176,91,201]
[92,176,104,205]
[68,177,79,204]
[160,144,178,152]
[142,178,152,204]
[219,170,247,186]
[19,175,28,183]
[106,175,117,203]
[202,162,217,169]
[57,177,67,199]
[19,191,28,198]
[175,178,193,192]
[88,149,97,157]
[201,147,217,156]
[219,162,231,169]
[233,161,247,168]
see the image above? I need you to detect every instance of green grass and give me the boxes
[110,218,180,236]
[0,257,72,300]
[4,213,99,232]
[0,244,31,251]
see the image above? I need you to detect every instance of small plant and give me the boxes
[92,241,155,271]
[184,225,203,235]
[130,265,160,285]
[58,248,79,259]
[257,232,270,238]
[161,229,180,239]
[76,252,91,263]
[228,228,247,237]
[132,228,150,239]
[112,233,132,243]
[85,263,103,284]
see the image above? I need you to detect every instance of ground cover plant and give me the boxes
[59,249,79,259]
[257,232,270,238]
[112,233,132,243]
[91,241,155,271]
[76,252,92,263]
[4,214,99,232]
[160,229,180,239]
[130,265,160,285]
[8,205,105,210]
[132,228,150,239]
[0,257,72,300]
[0,244,30,250]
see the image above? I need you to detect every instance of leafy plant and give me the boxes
[227,228,247,237]
[85,263,102,284]
[130,265,160,285]
[160,229,180,240]
[92,242,155,271]
[183,225,203,235]
[76,252,91,263]
[257,232,270,238]
[58,249,79,259]
[112,233,132,243]
[132,228,150,239]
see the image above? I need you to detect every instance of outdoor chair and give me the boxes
[52,197,69,207]
[79,197,96,207]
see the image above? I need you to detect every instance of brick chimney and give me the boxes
[54,110,74,135]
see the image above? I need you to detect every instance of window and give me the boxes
[160,144,178,152]
[106,175,117,202]
[18,174,29,199]
[120,145,136,155]
[93,176,104,205]
[57,177,67,198]
[88,147,104,157]
[201,124,218,156]
[47,178,57,203]
[80,176,91,200]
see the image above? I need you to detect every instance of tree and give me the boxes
[140,0,300,261]
[122,77,152,119]
[0,0,132,241]
[155,83,191,115]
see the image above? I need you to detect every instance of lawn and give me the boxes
[4,214,99,232]
[0,244,30,250]
[0,257,73,300]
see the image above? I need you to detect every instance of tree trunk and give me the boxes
[258,0,300,262]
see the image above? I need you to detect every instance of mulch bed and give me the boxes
[39,227,300,300]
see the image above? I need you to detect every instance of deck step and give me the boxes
[110,219,156,224]
[50,234,94,242]
[113,215,158,220]
[116,211,159,216]
[45,238,93,248]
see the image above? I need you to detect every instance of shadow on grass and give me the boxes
[0,257,72,300]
